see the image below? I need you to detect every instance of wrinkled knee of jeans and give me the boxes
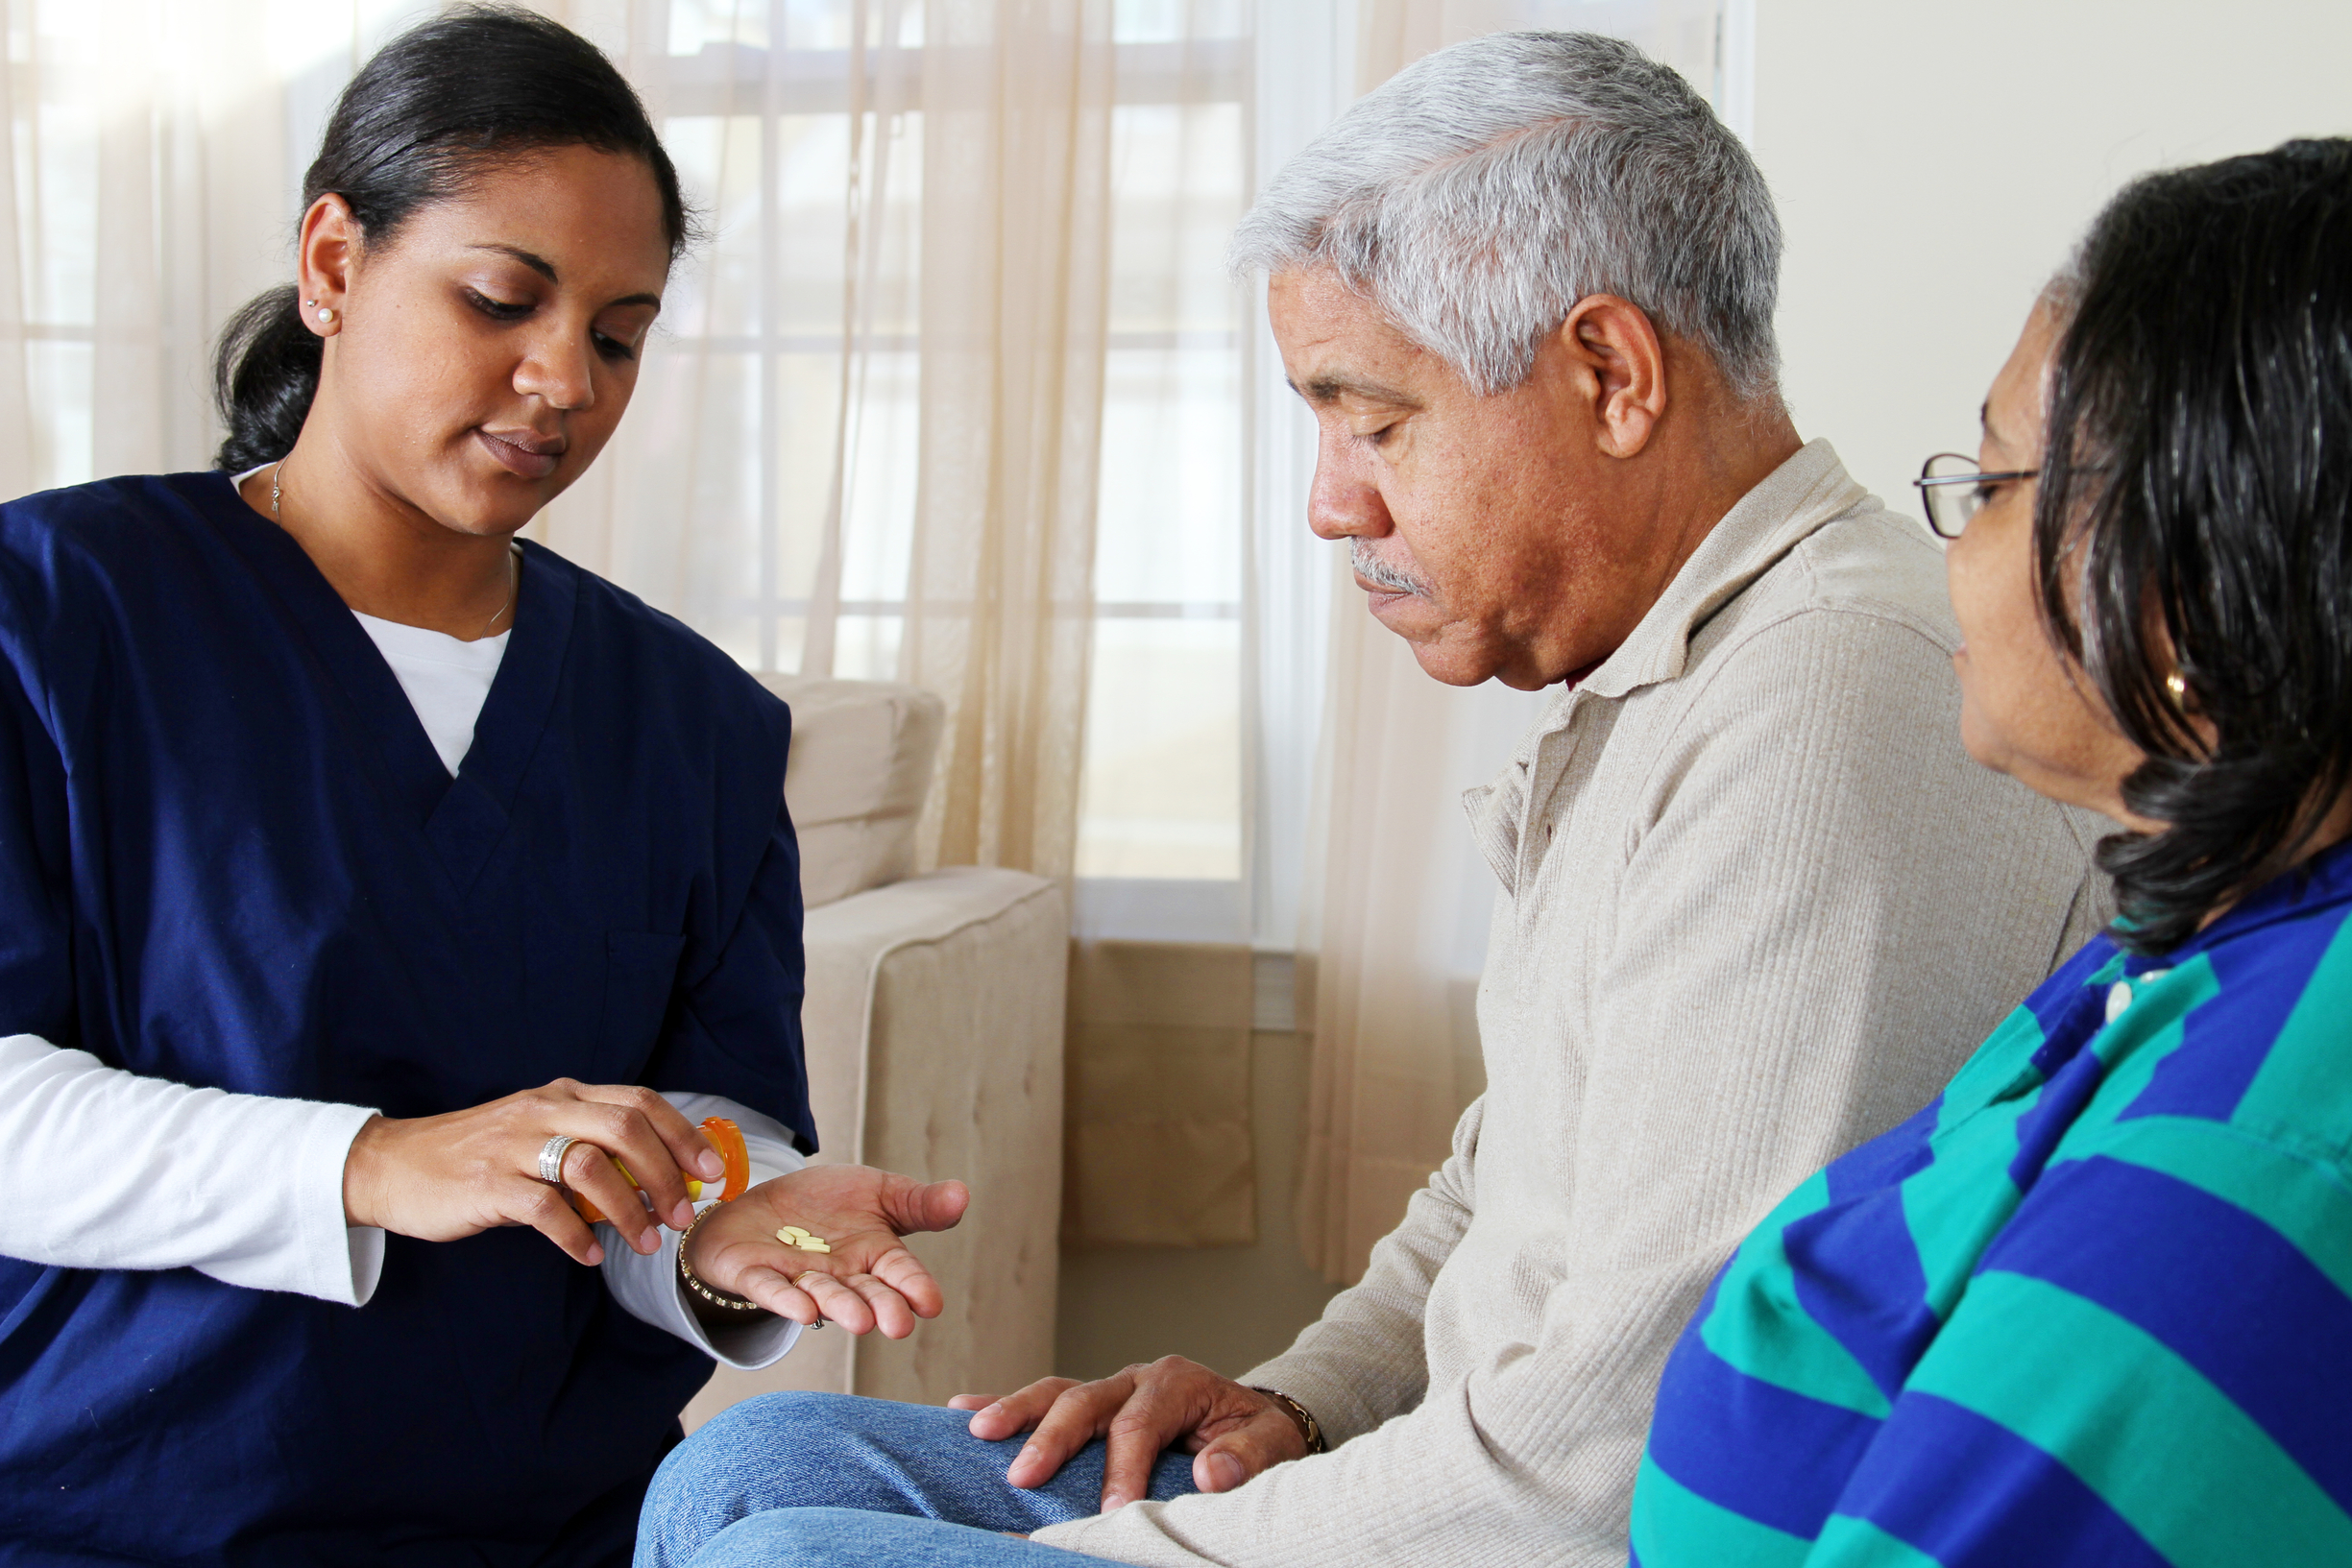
[670,1393,873,1490]
[693,1508,877,1568]
[637,1394,867,1567]
[704,1390,866,1453]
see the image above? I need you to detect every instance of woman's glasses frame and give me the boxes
[1912,451,2040,540]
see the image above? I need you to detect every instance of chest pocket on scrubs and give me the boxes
[605,930,688,1061]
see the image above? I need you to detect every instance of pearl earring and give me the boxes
[317,305,336,323]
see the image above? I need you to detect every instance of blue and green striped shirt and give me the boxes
[1633,838,2352,1566]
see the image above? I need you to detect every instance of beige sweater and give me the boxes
[1034,442,2112,1567]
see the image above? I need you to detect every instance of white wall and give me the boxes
[1755,0,2352,513]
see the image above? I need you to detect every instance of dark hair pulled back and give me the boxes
[2036,137,2352,952]
[212,3,691,472]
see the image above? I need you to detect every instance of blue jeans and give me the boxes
[635,1391,1200,1568]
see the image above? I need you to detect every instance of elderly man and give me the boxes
[637,32,2106,1568]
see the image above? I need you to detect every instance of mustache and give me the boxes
[1350,539,1434,598]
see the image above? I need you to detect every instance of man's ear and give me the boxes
[1558,294,1666,459]
[296,194,359,339]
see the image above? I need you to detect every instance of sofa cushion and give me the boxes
[756,674,945,908]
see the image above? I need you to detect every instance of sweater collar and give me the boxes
[1567,437,1868,706]
[1461,441,1872,897]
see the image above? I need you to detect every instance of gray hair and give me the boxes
[1231,32,1782,404]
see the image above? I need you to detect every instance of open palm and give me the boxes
[686,1163,969,1336]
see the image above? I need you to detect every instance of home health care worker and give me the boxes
[0,10,964,1564]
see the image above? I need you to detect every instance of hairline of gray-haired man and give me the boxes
[638,32,2111,1568]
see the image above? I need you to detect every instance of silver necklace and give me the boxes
[272,457,519,637]
[482,546,521,637]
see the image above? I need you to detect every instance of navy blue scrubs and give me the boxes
[0,472,817,1566]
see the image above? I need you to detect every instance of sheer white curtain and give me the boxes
[0,0,371,489]
[538,0,1251,881]
[533,0,1134,879]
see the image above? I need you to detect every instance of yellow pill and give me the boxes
[798,1241,832,1254]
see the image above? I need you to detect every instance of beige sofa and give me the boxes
[683,676,1067,1428]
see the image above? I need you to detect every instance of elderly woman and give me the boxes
[0,8,962,1563]
[1631,139,2352,1562]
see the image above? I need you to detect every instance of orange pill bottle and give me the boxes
[570,1116,751,1224]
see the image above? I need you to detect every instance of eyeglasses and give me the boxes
[1912,452,2039,540]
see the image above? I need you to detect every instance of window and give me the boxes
[649,1,1254,894]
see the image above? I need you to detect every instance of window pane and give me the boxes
[833,612,905,684]
[26,340,89,489]
[1114,0,1248,43]
[1077,616,1241,879]
[1094,349,1241,607]
[1079,89,1246,879]
[838,348,921,605]
[670,0,770,56]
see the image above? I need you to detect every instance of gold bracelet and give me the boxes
[677,1205,764,1314]
[1249,1386,1326,1455]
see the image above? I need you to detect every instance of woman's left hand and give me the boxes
[685,1164,969,1335]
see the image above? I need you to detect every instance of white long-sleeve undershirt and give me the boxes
[0,1034,804,1367]
[4,1032,382,1301]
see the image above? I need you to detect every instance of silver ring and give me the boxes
[791,1270,829,1329]
[538,1134,580,1187]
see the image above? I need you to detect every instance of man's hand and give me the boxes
[949,1357,1312,1510]
[685,1164,969,1335]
